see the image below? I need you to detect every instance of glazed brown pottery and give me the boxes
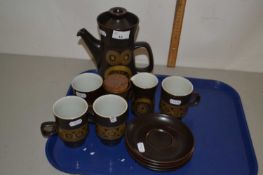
[103,73,130,99]
[71,72,104,122]
[160,76,200,118]
[41,96,89,147]
[130,72,158,116]
[125,113,194,171]
[93,94,128,145]
[77,7,154,79]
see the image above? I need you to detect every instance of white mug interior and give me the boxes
[162,76,193,96]
[130,72,159,89]
[93,94,128,118]
[71,73,103,92]
[53,96,88,120]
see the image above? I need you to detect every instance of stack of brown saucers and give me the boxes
[125,113,194,171]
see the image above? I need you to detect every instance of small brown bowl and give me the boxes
[103,73,131,99]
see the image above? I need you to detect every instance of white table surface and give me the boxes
[0,53,262,175]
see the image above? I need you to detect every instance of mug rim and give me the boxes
[71,73,103,93]
[130,72,159,89]
[162,76,193,96]
[93,94,128,119]
[53,96,88,120]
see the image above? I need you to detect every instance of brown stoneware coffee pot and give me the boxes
[77,7,154,79]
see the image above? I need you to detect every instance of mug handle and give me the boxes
[134,41,154,72]
[189,92,201,106]
[40,121,57,137]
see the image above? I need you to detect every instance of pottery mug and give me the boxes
[130,72,159,116]
[71,72,103,122]
[93,94,128,146]
[159,76,200,118]
[41,96,89,147]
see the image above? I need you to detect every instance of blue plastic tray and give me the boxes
[45,71,258,175]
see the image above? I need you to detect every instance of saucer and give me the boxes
[125,113,194,171]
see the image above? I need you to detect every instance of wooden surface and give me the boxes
[167,0,187,67]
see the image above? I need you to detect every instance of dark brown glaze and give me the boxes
[77,7,154,79]
[131,77,158,116]
[125,113,194,168]
[41,112,89,147]
[160,86,200,118]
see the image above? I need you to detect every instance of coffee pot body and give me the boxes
[77,7,154,79]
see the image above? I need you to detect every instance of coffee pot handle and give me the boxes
[134,42,154,72]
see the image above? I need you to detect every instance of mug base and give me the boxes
[159,100,188,119]
[100,138,122,146]
[63,138,87,148]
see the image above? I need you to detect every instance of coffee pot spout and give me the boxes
[77,28,102,64]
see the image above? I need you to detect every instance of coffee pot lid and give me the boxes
[97,7,139,30]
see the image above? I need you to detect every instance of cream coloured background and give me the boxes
[0,0,262,72]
